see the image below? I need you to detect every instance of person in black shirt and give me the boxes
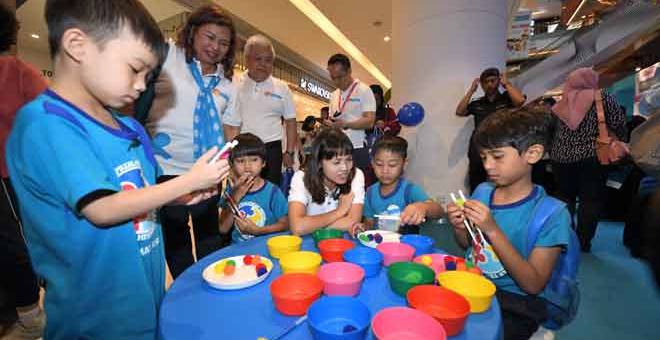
[455,68,525,192]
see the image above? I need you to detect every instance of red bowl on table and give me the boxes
[270,273,323,316]
[318,238,355,262]
[407,284,471,336]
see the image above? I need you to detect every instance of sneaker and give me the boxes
[3,309,45,340]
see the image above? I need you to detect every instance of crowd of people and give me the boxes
[1,1,658,340]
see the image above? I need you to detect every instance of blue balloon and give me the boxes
[397,102,425,126]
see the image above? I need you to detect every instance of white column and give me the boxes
[392,0,508,199]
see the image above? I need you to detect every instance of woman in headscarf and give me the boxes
[550,67,627,252]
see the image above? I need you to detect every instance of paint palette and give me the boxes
[203,255,274,290]
[357,230,401,248]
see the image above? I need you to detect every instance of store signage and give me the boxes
[300,78,331,100]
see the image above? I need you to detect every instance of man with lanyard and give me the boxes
[455,67,525,192]
[326,53,376,173]
[228,35,298,186]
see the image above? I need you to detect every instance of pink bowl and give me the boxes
[317,262,365,296]
[377,242,416,266]
[413,254,450,274]
[372,306,446,340]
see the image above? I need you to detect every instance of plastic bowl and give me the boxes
[372,306,446,340]
[317,262,365,296]
[280,251,322,274]
[386,262,435,296]
[313,228,344,246]
[376,242,415,266]
[400,235,435,257]
[267,235,302,259]
[318,239,355,262]
[342,246,383,278]
[407,285,471,336]
[376,215,401,232]
[308,296,371,339]
[270,273,323,316]
[437,270,496,313]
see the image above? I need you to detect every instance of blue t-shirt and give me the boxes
[221,181,288,243]
[467,184,572,298]
[6,90,165,339]
[363,178,429,219]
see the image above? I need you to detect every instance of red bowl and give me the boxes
[270,273,323,316]
[407,285,471,336]
[318,238,355,262]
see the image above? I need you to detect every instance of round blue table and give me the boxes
[159,233,502,340]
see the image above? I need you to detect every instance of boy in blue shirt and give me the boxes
[219,133,288,242]
[447,109,572,340]
[6,1,230,339]
[361,136,443,234]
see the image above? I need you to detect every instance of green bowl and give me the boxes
[312,228,344,246]
[387,261,436,296]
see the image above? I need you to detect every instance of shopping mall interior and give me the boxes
[1,0,659,339]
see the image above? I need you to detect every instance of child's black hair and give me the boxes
[473,108,549,154]
[45,0,167,65]
[373,136,408,159]
[229,133,266,163]
[304,127,355,204]
[0,3,18,53]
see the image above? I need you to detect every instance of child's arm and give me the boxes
[446,202,470,249]
[329,203,363,231]
[218,205,235,234]
[218,174,256,233]
[288,192,354,235]
[400,200,444,225]
[463,200,561,294]
[82,148,230,226]
[236,215,288,236]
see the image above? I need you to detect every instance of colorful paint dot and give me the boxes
[374,233,383,244]
[214,262,226,275]
[223,264,236,276]
[243,255,253,265]
[421,255,432,266]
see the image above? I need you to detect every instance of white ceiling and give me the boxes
[16,0,561,88]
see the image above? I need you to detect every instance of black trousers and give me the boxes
[157,176,228,278]
[497,290,548,340]
[552,157,608,250]
[263,140,283,187]
[0,178,39,325]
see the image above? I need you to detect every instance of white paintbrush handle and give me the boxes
[210,140,238,163]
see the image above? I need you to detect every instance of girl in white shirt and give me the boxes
[288,128,365,235]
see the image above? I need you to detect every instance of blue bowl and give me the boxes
[307,296,370,340]
[401,235,434,257]
[342,246,383,278]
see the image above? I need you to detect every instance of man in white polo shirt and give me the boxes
[228,35,298,186]
[326,53,376,173]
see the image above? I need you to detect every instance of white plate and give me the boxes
[202,255,274,290]
[357,230,401,248]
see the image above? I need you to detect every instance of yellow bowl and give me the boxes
[279,251,322,274]
[267,235,302,259]
[437,271,496,313]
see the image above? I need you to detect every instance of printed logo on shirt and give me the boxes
[115,160,159,255]
[466,243,506,279]
[238,201,266,227]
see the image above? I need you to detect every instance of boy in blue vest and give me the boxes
[447,109,574,340]
[219,133,289,242]
[6,1,230,338]
[361,136,443,234]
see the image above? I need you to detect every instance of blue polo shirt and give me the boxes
[363,178,429,219]
[6,90,165,339]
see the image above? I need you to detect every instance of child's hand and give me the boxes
[463,200,498,234]
[349,222,367,238]
[235,216,260,236]
[178,188,218,205]
[187,147,231,191]
[336,192,355,217]
[400,203,427,225]
[231,173,256,202]
[446,202,466,230]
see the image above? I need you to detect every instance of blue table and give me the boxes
[159,234,502,340]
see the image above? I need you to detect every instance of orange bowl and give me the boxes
[270,273,323,316]
[407,285,470,336]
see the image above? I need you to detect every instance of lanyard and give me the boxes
[336,81,359,116]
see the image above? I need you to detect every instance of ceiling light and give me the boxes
[30,34,39,39]
[567,0,587,26]
[532,10,545,16]
[383,35,391,42]
[289,0,391,89]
